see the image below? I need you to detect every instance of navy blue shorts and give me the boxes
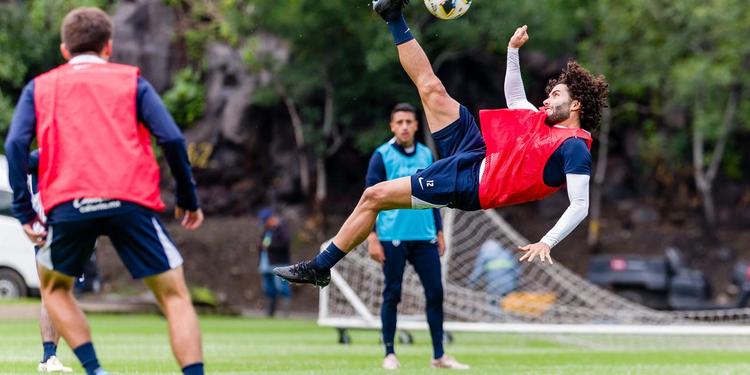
[411,105,485,211]
[36,206,183,279]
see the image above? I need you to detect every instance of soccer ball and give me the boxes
[423,0,472,20]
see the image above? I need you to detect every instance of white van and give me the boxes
[0,155,39,298]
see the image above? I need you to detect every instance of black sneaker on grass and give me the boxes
[273,260,331,287]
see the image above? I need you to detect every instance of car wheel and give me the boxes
[0,268,28,299]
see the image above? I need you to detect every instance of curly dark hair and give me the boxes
[546,60,609,132]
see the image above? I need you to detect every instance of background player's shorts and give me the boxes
[36,206,183,279]
[411,105,485,211]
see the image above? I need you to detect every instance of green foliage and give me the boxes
[1,0,748,192]
[0,93,13,153]
[579,0,750,182]
[189,285,219,307]
[162,68,207,129]
[0,0,111,152]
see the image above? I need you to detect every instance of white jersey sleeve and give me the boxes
[505,48,538,112]
[539,174,590,248]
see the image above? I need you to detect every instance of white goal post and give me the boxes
[318,209,750,348]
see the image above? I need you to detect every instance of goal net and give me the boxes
[318,209,750,350]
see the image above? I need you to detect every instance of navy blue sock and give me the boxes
[182,362,204,375]
[312,242,347,270]
[73,342,102,375]
[387,15,414,45]
[42,341,57,362]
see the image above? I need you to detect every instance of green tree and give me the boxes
[162,68,207,129]
[579,0,750,229]
[0,0,111,152]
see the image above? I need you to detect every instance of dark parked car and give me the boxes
[587,247,750,310]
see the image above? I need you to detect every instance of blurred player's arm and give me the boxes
[137,77,203,229]
[4,82,38,225]
[365,151,387,263]
[4,82,47,244]
[505,25,538,112]
[137,78,200,212]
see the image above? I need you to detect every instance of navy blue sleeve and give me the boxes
[561,138,592,175]
[432,208,443,232]
[27,149,40,173]
[365,151,386,233]
[4,82,38,224]
[136,77,200,210]
[365,151,386,188]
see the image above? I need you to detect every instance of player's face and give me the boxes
[390,111,418,146]
[543,84,576,126]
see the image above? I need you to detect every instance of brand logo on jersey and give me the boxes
[73,198,122,213]
[418,177,435,190]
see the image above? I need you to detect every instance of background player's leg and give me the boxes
[38,268,90,348]
[396,39,460,134]
[144,267,203,369]
[408,243,445,359]
[39,300,60,357]
[39,266,106,374]
[381,242,407,359]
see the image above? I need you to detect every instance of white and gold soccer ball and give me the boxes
[423,0,472,20]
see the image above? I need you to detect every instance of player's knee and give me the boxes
[383,291,402,306]
[362,185,388,209]
[419,77,448,102]
[40,271,74,293]
[425,288,444,306]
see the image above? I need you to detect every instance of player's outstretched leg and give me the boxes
[374,0,460,134]
[274,177,413,286]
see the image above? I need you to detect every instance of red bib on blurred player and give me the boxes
[34,62,164,214]
[478,108,592,209]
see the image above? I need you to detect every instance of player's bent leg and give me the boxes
[332,176,413,251]
[396,40,460,134]
[274,177,413,287]
[143,266,203,369]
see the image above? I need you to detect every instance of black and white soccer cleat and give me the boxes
[273,260,331,288]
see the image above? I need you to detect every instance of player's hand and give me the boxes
[508,25,529,49]
[436,231,446,257]
[175,207,204,230]
[518,242,553,264]
[22,218,47,247]
[368,240,385,265]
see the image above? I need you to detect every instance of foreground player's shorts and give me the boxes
[36,206,183,279]
[411,105,485,211]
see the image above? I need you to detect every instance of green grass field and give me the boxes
[2,312,750,374]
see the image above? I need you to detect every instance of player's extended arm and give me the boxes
[365,151,387,263]
[505,25,537,111]
[519,174,589,263]
[540,174,590,248]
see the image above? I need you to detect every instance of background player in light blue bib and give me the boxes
[365,103,469,370]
